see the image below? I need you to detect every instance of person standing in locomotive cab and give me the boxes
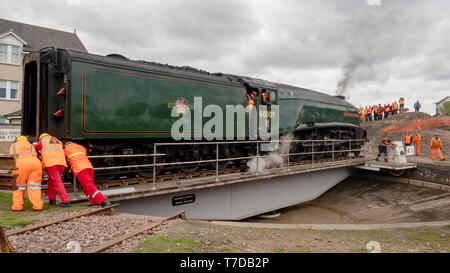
[261,89,270,106]
[245,90,257,110]
[34,133,71,206]
[245,89,258,139]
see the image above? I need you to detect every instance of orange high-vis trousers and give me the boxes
[12,157,44,211]
[431,148,444,160]
[415,144,420,155]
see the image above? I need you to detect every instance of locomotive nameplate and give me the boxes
[172,194,196,206]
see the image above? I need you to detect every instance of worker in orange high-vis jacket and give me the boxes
[34,133,71,206]
[63,141,110,207]
[413,130,422,155]
[404,132,413,146]
[378,104,384,119]
[245,91,257,110]
[261,89,270,106]
[392,101,398,115]
[399,97,405,114]
[430,134,445,161]
[377,134,392,162]
[9,136,44,211]
[384,105,390,119]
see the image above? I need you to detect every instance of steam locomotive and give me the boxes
[22,48,366,181]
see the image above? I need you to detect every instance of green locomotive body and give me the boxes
[22,48,365,179]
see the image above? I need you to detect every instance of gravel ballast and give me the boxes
[7,212,180,253]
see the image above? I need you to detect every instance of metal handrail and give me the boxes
[152,139,367,146]
[148,138,368,189]
[85,138,368,191]
[88,153,165,159]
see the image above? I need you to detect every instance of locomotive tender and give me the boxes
[22,48,366,180]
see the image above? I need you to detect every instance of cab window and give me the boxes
[269,90,277,104]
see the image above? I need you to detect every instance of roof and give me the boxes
[0,30,27,45]
[435,96,450,105]
[62,49,242,87]
[225,74,355,108]
[0,18,87,52]
[52,49,356,110]
[3,110,21,118]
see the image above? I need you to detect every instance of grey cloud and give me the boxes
[0,0,449,114]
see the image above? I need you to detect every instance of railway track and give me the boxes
[3,204,185,253]
[5,204,120,237]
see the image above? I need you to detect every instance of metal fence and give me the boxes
[84,139,368,190]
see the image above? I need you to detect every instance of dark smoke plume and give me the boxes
[335,56,369,96]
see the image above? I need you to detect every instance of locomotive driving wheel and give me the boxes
[289,143,302,163]
[137,146,165,178]
[93,156,120,182]
[137,157,165,178]
[179,146,201,173]
[208,144,230,170]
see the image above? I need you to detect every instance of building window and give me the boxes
[0,80,19,100]
[0,80,6,98]
[0,45,7,63]
[0,44,20,65]
[11,46,19,64]
[10,81,18,99]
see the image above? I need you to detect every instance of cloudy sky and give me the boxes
[1,0,449,114]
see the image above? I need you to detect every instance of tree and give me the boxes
[439,101,450,116]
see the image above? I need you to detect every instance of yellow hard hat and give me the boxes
[16,136,28,142]
[39,133,49,140]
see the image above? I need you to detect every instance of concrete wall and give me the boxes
[404,163,450,185]
[119,167,354,220]
[356,163,450,185]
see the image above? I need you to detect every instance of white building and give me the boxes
[0,18,87,123]
[435,96,450,115]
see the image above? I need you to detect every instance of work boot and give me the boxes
[101,199,111,207]
[48,200,56,206]
[32,209,43,212]
[58,201,71,207]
